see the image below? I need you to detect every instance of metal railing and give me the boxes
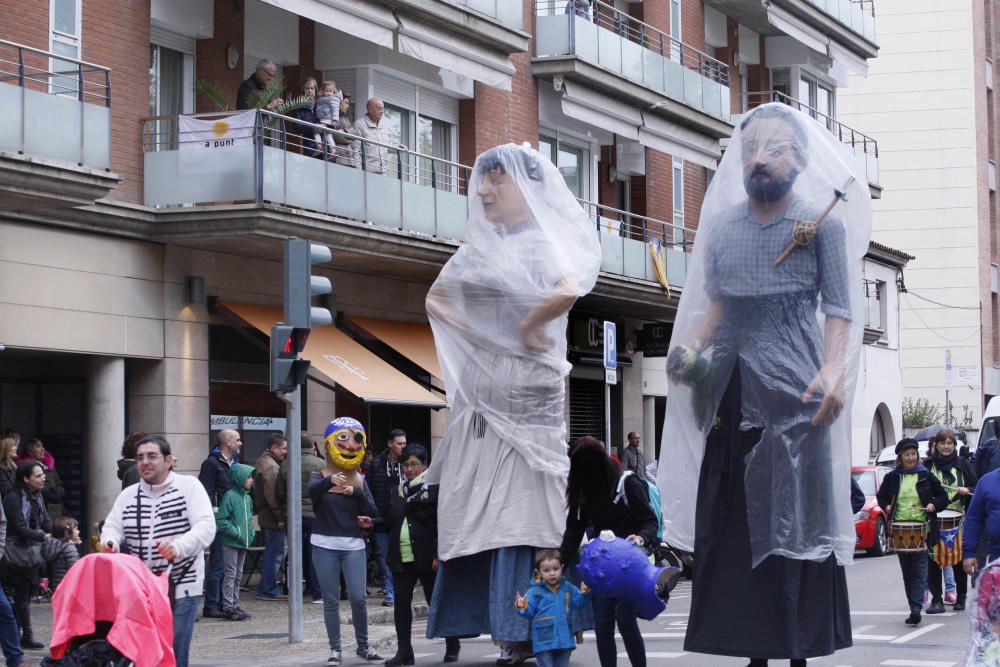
[0,38,112,169]
[578,198,691,248]
[742,90,878,159]
[447,0,524,28]
[536,0,729,86]
[850,0,875,17]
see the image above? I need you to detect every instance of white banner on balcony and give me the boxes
[639,112,721,169]
[560,81,641,141]
[179,111,256,151]
[396,16,515,91]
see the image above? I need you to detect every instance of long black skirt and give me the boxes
[684,366,852,660]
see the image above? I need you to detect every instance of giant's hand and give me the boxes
[802,364,844,426]
[520,321,550,352]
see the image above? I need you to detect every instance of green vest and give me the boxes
[895,473,926,522]
[930,464,963,511]
[399,520,414,563]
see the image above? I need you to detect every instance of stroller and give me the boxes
[41,553,175,667]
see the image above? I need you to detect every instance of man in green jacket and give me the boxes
[279,432,326,602]
[217,463,256,621]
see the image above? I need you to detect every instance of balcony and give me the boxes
[142,110,685,313]
[533,0,732,138]
[0,39,119,210]
[741,91,880,198]
[807,0,875,42]
[376,0,529,53]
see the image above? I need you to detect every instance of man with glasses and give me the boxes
[236,58,285,111]
[102,436,216,667]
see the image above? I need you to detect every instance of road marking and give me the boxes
[583,632,685,639]
[850,611,955,617]
[888,623,945,644]
[618,652,687,659]
[853,634,897,641]
[853,624,875,633]
[880,660,955,667]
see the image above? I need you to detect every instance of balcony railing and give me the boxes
[806,0,876,41]
[535,0,731,122]
[0,38,111,169]
[741,90,879,188]
[448,0,523,29]
[142,109,688,286]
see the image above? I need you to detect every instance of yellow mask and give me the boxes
[323,417,367,471]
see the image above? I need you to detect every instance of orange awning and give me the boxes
[344,316,442,381]
[220,301,445,408]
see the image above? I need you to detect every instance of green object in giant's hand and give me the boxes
[667,345,716,429]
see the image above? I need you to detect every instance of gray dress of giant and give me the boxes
[684,197,853,660]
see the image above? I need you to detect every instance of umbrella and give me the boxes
[913,423,962,442]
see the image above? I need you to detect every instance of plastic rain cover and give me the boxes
[657,103,871,568]
[426,142,602,561]
[968,559,1000,666]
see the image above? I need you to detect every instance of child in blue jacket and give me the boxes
[514,549,592,667]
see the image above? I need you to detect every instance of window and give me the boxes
[50,0,81,96]
[672,158,685,246]
[539,134,589,199]
[992,263,999,293]
[989,58,994,91]
[990,160,998,192]
[382,102,456,188]
[669,0,682,61]
[869,413,887,458]
[798,73,835,127]
[864,279,886,333]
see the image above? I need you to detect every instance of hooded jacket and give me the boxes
[515,577,590,653]
[217,464,256,550]
[117,458,140,490]
[198,446,238,508]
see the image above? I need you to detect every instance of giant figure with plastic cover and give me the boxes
[658,103,871,665]
[424,143,601,655]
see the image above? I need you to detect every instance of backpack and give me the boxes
[612,471,664,542]
[41,639,131,667]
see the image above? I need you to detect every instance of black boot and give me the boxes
[790,660,807,667]
[444,637,461,663]
[14,603,43,650]
[384,652,414,667]
[747,660,768,667]
[926,599,946,614]
[905,611,921,625]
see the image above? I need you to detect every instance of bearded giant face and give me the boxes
[740,113,807,205]
[323,417,367,471]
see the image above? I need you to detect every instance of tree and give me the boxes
[902,397,944,429]
[194,75,310,117]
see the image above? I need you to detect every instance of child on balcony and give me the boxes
[315,80,345,157]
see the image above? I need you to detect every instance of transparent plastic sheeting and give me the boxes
[967,559,1000,666]
[426,143,602,560]
[657,103,871,568]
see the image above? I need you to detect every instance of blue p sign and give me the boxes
[604,321,617,370]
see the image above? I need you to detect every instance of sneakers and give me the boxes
[312,598,324,604]
[954,598,967,611]
[926,600,946,614]
[255,593,288,601]
[327,650,342,666]
[382,597,394,607]
[203,607,226,619]
[225,609,250,621]
[496,644,529,665]
[356,647,383,661]
[905,612,921,625]
[945,590,958,604]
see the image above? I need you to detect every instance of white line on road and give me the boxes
[618,652,688,659]
[880,659,955,666]
[583,632,685,639]
[853,624,874,633]
[850,611,955,617]
[888,623,945,644]
[852,634,897,641]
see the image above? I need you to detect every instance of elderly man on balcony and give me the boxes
[236,59,284,111]
[356,97,391,174]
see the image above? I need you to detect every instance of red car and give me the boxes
[852,465,890,556]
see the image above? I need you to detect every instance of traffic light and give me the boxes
[270,324,311,393]
[284,238,333,328]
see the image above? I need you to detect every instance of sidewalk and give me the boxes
[22,589,432,666]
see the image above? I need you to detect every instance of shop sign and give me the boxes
[638,323,672,358]
[211,415,287,431]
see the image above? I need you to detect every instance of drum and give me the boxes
[937,509,964,531]
[889,521,927,553]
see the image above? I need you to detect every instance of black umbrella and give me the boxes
[912,423,952,442]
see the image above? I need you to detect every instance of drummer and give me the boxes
[924,428,977,613]
[877,438,949,626]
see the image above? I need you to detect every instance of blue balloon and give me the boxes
[577,533,670,621]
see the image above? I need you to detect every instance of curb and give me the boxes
[341,602,429,625]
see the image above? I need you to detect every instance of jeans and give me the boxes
[0,585,23,667]
[944,564,957,593]
[173,594,201,667]
[203,536,224,612]
[392,563,437,654]
[221,546,247,613]
[593,595,645,667]
[897,553,928,614]
[257,529,286,597]
[313,545,368,652]
[535,649,572,667]
[929,557,966,603]
[373,532,394,600]
[302,518,322,600]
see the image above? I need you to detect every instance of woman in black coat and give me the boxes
[923,428,977,612]
[384,445,459,666]
[877,438,949,626]
[288,77,320,154]
[2,460,52,649]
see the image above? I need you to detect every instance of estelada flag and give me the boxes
[934,524,963,567]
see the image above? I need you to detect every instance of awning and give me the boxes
[344,316,442,381]
[561,81,641,141]
[220,301,446,408]
[396,16,516,92]
[765,4,869,77]
[260,0,396,48]
[639,112,721,169]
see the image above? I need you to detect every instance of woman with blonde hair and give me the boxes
[0,437,17,498]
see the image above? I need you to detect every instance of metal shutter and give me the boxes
[568,376,623,449]
[150,26,195,55]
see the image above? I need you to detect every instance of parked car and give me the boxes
[852,465,890,556]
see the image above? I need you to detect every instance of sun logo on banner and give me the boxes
[212,121,230,137]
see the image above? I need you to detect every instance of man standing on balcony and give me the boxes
[659,103,871,666]
[236,59,284,111]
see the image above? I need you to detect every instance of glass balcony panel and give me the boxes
[261,146,285,204]
[82,104,110,168]
[535,14,571,56]
[284,150,327,213]
[402,180,437,235]
[24,88,82,165]
[665,58,685,100]
[623,237,646,279]
[720,84,731,121]
[597,26,623,72]
[575,17,600,61]
[436,189,467,241]
[683,68,702,108]
[642,49,666,93]
[703,78,722,120]
[863,13,875,40]
[327,163,366,221]
[143,145,256,206]
[666,247,687,287]
[0,85,22,154]
[867,153,879,188]
[365,171,403,229]
[621,38,644,82]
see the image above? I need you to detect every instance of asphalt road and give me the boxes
[409,551,971,666]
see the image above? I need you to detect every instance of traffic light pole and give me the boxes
[282,387,304,644]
